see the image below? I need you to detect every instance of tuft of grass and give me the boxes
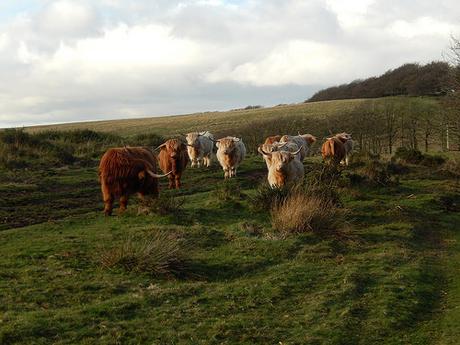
[271,191,346,236]
[140,194,185,216]
[100,230,187,277]
[393,147,424,164]
[213,179,243,201]
[249,182,293,212]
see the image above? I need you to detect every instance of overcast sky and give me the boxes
[0,0,459,128]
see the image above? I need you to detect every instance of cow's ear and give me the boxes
[138,170,146,180]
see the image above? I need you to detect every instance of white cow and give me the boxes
[215,137,246,179]
[279,133,316,161]
[185,131,214,167]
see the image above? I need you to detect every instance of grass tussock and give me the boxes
[271,191,346,236]
[249,183,294,212]
[213,179,243,201]
[140,194,185,216]
[100,231,187,277]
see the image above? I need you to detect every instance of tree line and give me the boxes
[307,61,453,102]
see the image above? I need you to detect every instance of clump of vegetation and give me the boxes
[240,222,264,237]
[438,192,460,212]
[100,231,187,277]
[271,191,346,236]
[130,133,165,147]
[420,154,446,167]
[0,128,123,169]
[141,194,185,216]
[249,182,294,212]
[441,157,460,181]
[393,147,424,164]
[213,180,243,201]
[386,161,410,175]
[349,150,380,167]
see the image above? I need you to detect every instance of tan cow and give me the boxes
[279,133,316,160]
[321,136,347,165]
[215,136,246,179]
[259,148,304,188]
[258,141,301,169]
[264,135,282,145]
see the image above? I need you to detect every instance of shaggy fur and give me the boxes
[158,139,189,189]
[321,137,346,165]
[185,131,214,167]
[262,150,304,188]
[264,135,282,145]
[279,133,316,160]
[98,147,161,216]
[216,137,246,179]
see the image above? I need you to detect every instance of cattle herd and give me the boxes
[98,131,353,215]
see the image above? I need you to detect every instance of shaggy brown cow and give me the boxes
[264,135,282,145]
[321,137,347,165]
[98,147,170,216]
[157,138,189,189]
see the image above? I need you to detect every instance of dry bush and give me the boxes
[271,192,346,236]
[100,230,187,276]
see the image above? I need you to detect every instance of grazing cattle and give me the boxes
[321,136,347,165]
[264,135,282,145]
[279,133,317,160]
[258,141,301,169]
[98,147,171,216]
[185,131,214,167]
[157,139,189,189]
[334,132,353,165]
[259,148,304,188]
[215,137,246,179]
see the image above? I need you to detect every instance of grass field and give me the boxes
[1,98,460,344]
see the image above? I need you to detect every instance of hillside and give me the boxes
[1,97,459,344]
[308,62,452,102]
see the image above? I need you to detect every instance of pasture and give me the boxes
[1,97,460,344]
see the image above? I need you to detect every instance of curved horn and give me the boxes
[146,170,172,178]
[276,142,287,149]
[233,137,241,142]
[291,148,302,156]
[154,143,167,151]
[258,147,272,157]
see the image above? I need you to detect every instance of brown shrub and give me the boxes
[271,192,346,236]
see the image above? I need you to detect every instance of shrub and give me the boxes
[271,192,345,236]
[438,193,460,212]
[420,154,446,167]
[249,183,293,212]
[393,147,424,164]
[441,157,460,180]
[100,231,187,276]
[386,161,409,175]
[362,160,392,186]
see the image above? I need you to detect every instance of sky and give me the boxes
[0,0,459,128]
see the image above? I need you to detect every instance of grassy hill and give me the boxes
[1,97,460,344]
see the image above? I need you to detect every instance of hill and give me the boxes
[308,62,452,102]
[1,97,460,344]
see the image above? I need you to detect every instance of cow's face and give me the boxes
[337,133,352,142]
[217,138,238,155]
[164,139,186,159]
[271,151,294,172]
[186,133,200,149]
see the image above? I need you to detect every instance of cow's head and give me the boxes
[156,139,187,159]
[260,148,301,172]
[185,132,201,149]
[258,142,286,155]
[336,132,352,143]
[216,137,240,155]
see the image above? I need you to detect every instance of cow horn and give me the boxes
[298,131,302,136]
[291,148,302,156]
[146,170,172,178]
[277,142,287,148]
[233,137,241,142]
[154,143,167,151]
[198,131,206,136]
[258,147,272,157]
[210,138,219,143]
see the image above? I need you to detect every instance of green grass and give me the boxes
[1,153,459,344]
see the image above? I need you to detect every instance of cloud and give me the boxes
[0,0,459,127]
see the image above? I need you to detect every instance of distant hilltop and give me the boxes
[307,61,453,102]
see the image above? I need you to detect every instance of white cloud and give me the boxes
[0,0,459,127]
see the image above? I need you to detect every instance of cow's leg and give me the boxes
[168,175,175,189]
[175,174,181,189]
[118,195,129,214]
[224,167,229,179]
[101,182,114,216]
[231,167,237,177]
[190,159,196,168]
[345,154,350,166]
